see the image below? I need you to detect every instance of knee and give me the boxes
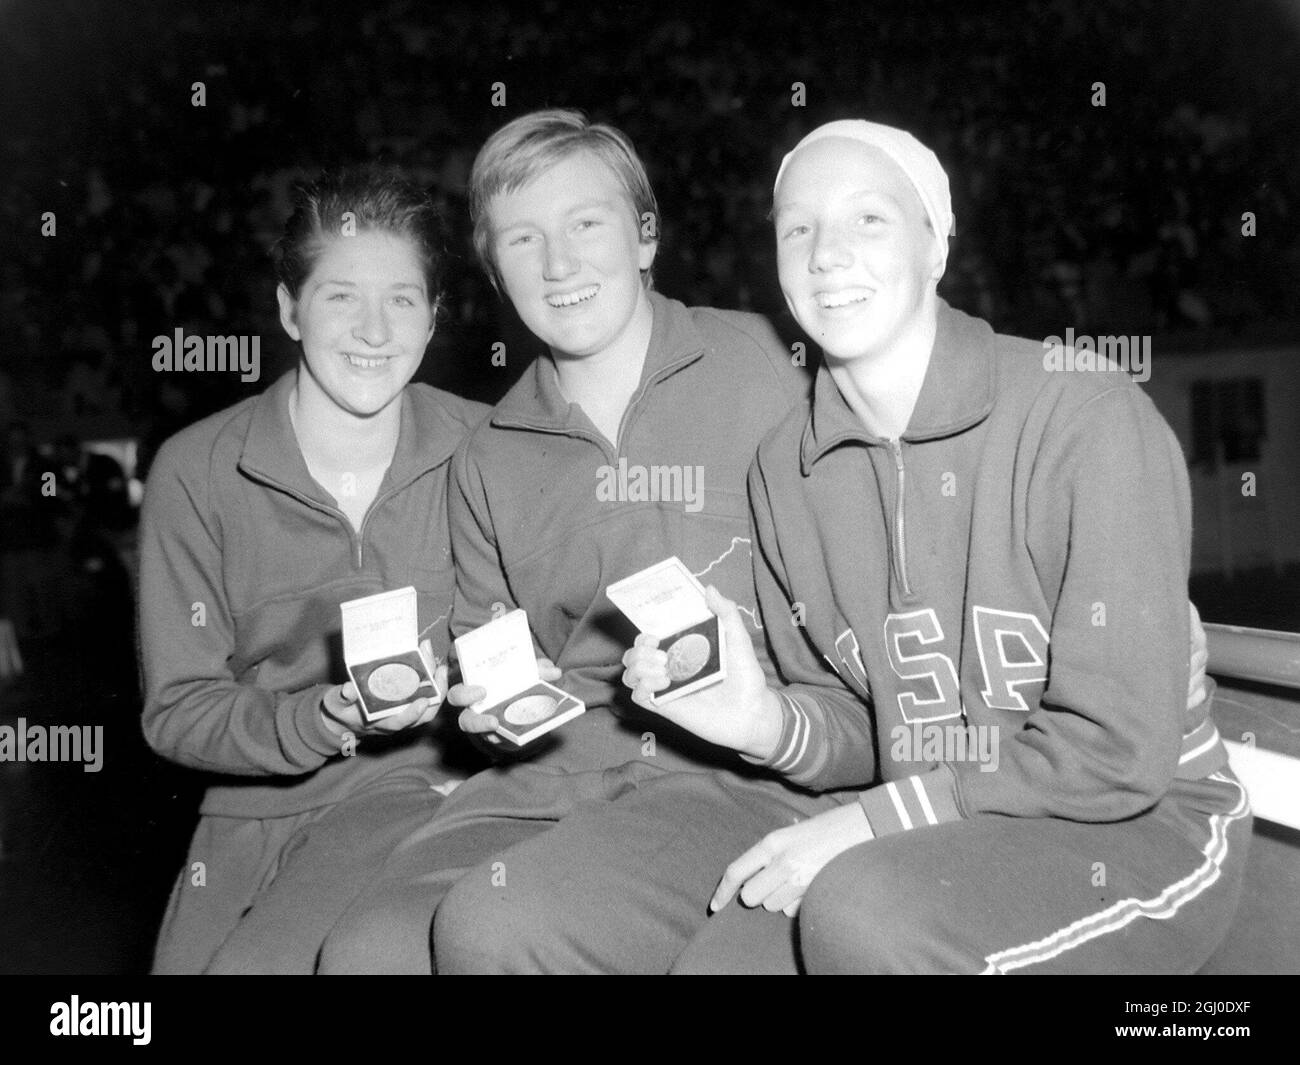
[799,847,926,974]
[318,899,434,975]
[205,944,271,976]
[432,860,558,974]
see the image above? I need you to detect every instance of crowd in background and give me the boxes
[2,0,1297,443]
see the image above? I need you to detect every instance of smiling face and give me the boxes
[277,229,435,417]
[486,149,656,361]
[774,137,943,362]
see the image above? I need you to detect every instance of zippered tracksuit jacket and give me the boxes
[316,291,818,973]
[138,370,485,973]
[431,300,1250,975]
[748,300,1250,973]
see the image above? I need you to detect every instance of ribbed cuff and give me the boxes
[858,764,963,837]
[740,689,812,772]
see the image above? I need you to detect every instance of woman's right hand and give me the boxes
[450,657,562,744]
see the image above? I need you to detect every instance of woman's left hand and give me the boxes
[711,802,876,917]
[320,639,448,738]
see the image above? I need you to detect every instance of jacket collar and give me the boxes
[800,299,997,473]
[238,369,462,499]
[490,290,707,433]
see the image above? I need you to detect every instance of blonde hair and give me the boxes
[469,109,659,289]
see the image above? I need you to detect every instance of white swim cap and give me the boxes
[774,119,954,269]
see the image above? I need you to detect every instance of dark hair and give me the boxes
[272,165,448,305]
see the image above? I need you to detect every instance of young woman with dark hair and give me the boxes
[138,165,486,973]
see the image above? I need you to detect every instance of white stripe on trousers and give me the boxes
[979,773,1250,974]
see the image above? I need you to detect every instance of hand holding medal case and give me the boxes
[605,556,725,704]
[454,609,585,745]
[340,586,442,724]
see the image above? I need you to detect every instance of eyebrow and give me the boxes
[564,198,619,214]
[495,198,621,234]
[316,279,425,290]
[773,188,906,220]
[847,189,905,208]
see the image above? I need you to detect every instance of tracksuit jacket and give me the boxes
[448,290,810,770]
[138,370,486,818]
[748,300,1228,834]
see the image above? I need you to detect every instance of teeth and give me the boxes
[346,354,388,368]
[546,285,599,308]
[818,291,872,309]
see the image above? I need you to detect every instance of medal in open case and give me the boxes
[606,556,725,704]
[455,609,585,746]
[340,586,441,724]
